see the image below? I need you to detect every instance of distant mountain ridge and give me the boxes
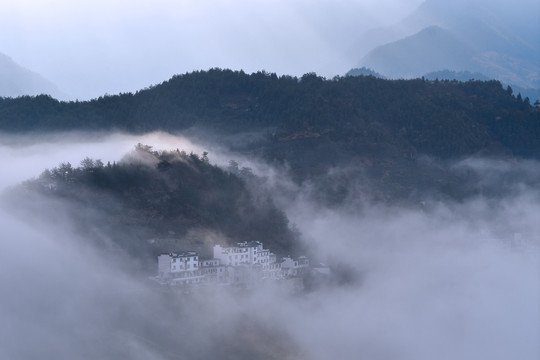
[360,25,476,79]
[354,0,540,89]
[0,52,67,99]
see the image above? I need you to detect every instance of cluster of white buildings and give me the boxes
[157,241,309,287]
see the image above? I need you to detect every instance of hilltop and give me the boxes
[1,69,538,202]
[11,145,297,265]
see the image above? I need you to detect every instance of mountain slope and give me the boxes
[0,69,538,201]
[0,52,67,99]
[355,0,540,89]
[360,26,476,79]
[9,145,297,264]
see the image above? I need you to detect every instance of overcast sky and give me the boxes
[0,0,424,99]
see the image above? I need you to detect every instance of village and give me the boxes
[155,241,314,290]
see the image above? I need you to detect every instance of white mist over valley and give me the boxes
[0,131,538,359]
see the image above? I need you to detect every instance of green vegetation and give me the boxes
[19,145,297,262]
[0,69,537,158]
[3,69,539,202]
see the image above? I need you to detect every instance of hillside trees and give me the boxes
[19,146,298,260]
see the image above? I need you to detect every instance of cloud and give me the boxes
[0,131,538,359]
[0,131,203,191]
[0,0,424,99]
[283,193,540,360]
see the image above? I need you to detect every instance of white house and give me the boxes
[213,241,283,278]
[199,258,227,283]
[281,256,309,277]
[213,241,273,267]
[158,251,203,285]
[157,242,309,287]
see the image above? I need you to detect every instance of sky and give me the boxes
[0,0,424,99]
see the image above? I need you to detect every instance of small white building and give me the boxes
[281,256,309,277]
[158,251,203,285]
[213,241,273,267]
[199,258,227,283]
[213,241,282,279]
[157,242,309,287]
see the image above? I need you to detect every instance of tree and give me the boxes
[240,167,254,179]
[53,162,74,183]
[80,157,95,170]
[227,160,239,174]
[135,143,153,153]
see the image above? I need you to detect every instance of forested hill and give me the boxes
[0,69,538,159]
[2,69,539,202]
[13,145,296,262]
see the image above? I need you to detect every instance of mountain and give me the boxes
[8,145,297,266]
[0,52,67,99]
[0,69,538,202]
[360,26,476,79]
[355,0,540,89]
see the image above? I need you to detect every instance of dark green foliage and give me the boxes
[3,69,539,203]
[0,69,537,158]
[22,146,296,261]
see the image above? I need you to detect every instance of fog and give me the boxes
[0,131,539,359]
[0,131,204,191]
[0,0,424,99]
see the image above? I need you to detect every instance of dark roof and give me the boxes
[161,251,198,258]
[236,241,262,248]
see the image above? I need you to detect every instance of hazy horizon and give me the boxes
[0,0,424,99]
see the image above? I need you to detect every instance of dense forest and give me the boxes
[0,69,537,156]
[2,69,539,202]
[10,145,297,265]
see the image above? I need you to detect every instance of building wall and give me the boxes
[213,242,271,266]
[158,254,172,276]
[170,255,199,273]
[160,243,308,286]
[281,256,309,277]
